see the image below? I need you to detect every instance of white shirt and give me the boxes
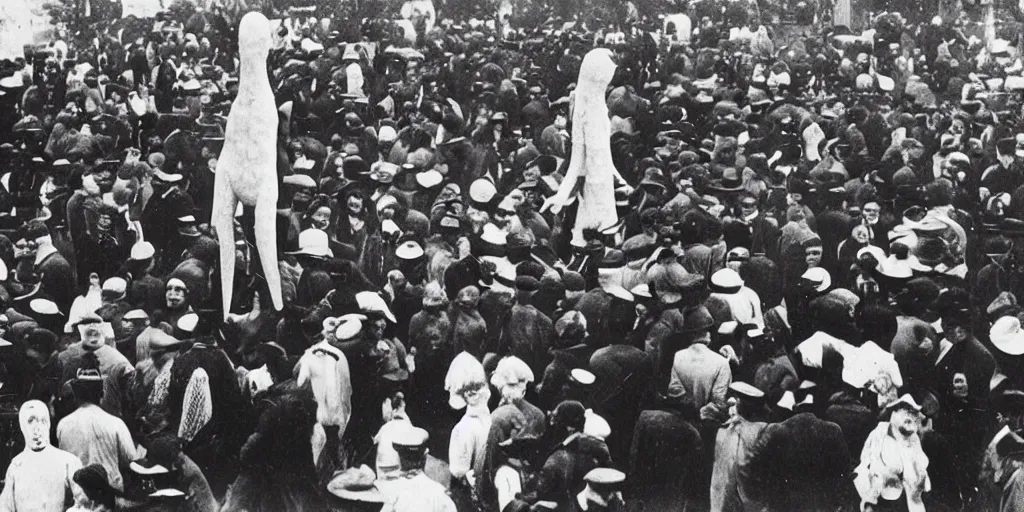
[57,404,138,491]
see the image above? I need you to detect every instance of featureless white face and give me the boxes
[19,402,50,451]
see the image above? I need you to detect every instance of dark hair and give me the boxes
[857,301,899,351]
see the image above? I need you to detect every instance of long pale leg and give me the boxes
[254,181,283,311]
[211,172,238,320]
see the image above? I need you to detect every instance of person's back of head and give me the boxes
[857,301,899,351]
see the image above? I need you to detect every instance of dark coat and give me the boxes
[739,412,853,512]
[532,434,612,505]
[573,289,637,350]
[36,250,76,314]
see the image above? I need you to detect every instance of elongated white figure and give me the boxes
[212,12,282,318]
[543,49,621,247]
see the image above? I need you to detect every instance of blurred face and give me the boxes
[457,287,480,309]
[165,283,187,309]
[554,113,567,130]
[347,195,363,215]
[311,206,331,230]
[461,383,489,407]
[389,273,407,291]
[370,318,387,339]
[493,206,515,228]
[863,203,880,224]
[19,406,50,451]
[321,317,340,342]
[81,323,106,349]
[805,246,823,268]
[14,239,38,260]
[890,407,922,437]
[852,225,870,244]
[740,196,757,217]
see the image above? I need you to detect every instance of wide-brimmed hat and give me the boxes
[327,465,385,502]
[991,316,1024,356]
[706,167,744,192]
[286,229,333,258]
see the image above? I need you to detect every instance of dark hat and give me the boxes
[515,275,540,291]
[527,154,558,176]
[562,271,586,292]
[131,435,182,475]
[682,306,714,333]
[74,464,116,502]
[599,249,626,269]
[998,138,1016,156]
[708,167,744,192]
[20,220,48,241]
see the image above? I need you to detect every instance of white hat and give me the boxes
[886,393,923,412]
[381,219,401,236]
[480,223,507,246]
[991,316,1024,356]
[570,368,596,385]
[415,169,443,189]
[469,179,497,203]
[777,390,796,410]
[30,298,60,315]
[288,229,334,258]
[176,313,199,333]
[355,291,396,323]
[102,277,127,295]
[130,241,155,261]
[801,267,831,292]
[630,284,652,299]
[0,74,24,89]
[378,125,397,143]
[395,240,424,260]
[710,268,744,292]
[335,313,366,341]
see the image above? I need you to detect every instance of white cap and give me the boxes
[355,291,397,323]
[130,241,155,261]
[480,223,507,246]
[335,313,366,341]
[102,277,127,295]
[395,241,424,260]
[381,219,401,235]
[177,313,199,333]
[710,268,744,291]
[415,169,443,189]
[801,267,832,292]
[469,179,497,203]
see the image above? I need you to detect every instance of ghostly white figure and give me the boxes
[212,12,283,319]
[543,49,622,247]
[0,401,83,512]
[297,341,353,464]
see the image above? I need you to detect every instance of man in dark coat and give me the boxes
[524,401,612,507]
[738,410,853,511]
[21,220,75,314]
[590,337,655,465]
[572,250,636,350]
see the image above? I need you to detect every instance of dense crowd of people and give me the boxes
[2,0,1024,510]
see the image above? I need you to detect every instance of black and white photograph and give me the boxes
[1,0,1024,509]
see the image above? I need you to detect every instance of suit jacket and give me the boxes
[739,412,853,512]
